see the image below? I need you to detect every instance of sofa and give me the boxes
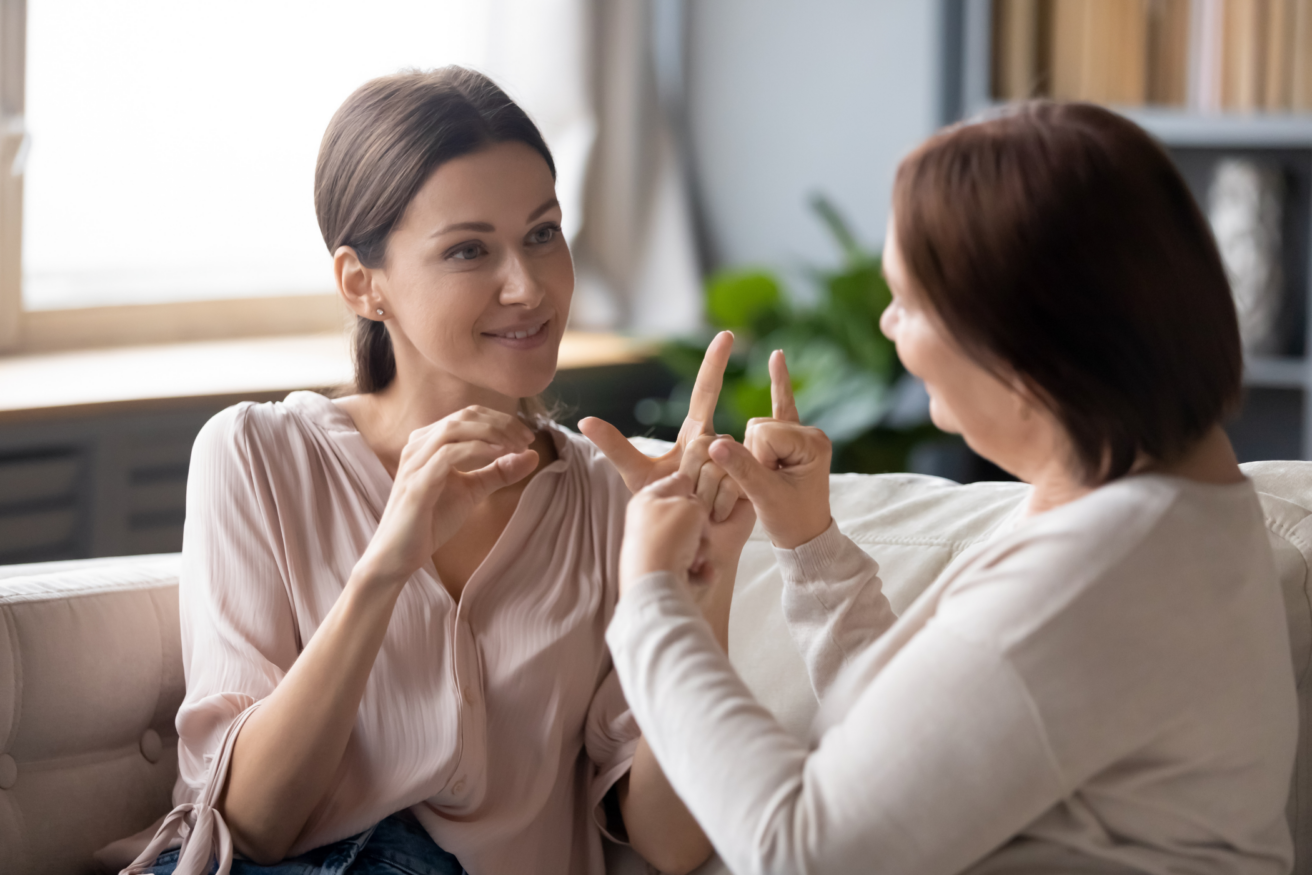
[3,459,1311,875]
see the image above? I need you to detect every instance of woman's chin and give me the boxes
[499,368,558,401]
[926,398,960,435]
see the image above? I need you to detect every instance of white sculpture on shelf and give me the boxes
[1207,158,1287,355]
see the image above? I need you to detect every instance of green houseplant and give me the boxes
[636,196,938,474]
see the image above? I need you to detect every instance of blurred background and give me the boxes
[0,0,1310,561]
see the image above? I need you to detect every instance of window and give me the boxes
[0,0,593,352]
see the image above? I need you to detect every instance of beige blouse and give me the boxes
[127,391,639,875]
[609,474,1298,875]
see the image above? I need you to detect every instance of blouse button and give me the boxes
[452,779,466,795]
[463,685,478,705]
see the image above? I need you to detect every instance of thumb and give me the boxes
[708,438,774,506]
[579,417,653,492]
[464,449,538,499]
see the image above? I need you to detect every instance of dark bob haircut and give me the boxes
[315,67,555,394]
[893,100,1242,484]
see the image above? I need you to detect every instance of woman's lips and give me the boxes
[482,320,551,350]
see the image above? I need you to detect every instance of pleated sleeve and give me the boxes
[124,404,301,875]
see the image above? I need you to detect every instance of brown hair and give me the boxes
[315,67,556,394]
[893,101,1241,484]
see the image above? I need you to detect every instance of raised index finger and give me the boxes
[770,349,800,423]
[684,331,734,437]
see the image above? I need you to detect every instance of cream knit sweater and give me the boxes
[608,474,1297,875]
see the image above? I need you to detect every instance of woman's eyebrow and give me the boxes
[527,197,560,222]
[430,198,560,238]
[432,220,494,237]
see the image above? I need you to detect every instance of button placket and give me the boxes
[446,617,487,805]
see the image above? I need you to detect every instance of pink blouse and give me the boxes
[129,391,639,875]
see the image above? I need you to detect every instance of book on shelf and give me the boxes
[989,0,1312,112]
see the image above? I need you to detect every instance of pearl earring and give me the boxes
[375,308,385,316]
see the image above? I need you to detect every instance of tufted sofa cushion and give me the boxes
[0,554,184,875]
[4,461,1312,875]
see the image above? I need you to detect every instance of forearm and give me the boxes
[620,737,714,875]
[776,522,895,698]
[609,574,1064,875]
[221,566,405,863]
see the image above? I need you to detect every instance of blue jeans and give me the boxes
[145,813,465,875]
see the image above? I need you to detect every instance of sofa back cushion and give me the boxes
[0,554,183,875]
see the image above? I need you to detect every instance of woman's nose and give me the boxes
[500,253,546,308]
[879,303,898,340]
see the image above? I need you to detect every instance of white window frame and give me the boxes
[0,0,344,355]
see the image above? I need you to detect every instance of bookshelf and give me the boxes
[954,0,1312,461]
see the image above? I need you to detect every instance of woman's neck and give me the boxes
[1142,424,1245,485]
[336,368,525,478]
[1023,424,1243,518]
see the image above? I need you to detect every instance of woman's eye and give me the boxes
[529,224,560,245]
[448,242,484,261]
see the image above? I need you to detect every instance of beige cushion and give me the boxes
[4,461,1312,875]
[0,554,183,875]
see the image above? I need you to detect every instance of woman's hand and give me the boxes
[580,331,742,523]
[709,350,833,549]
[223,405,540,862]
[620,472,709,594]
[620,470,755,647]
[357,406,540,585]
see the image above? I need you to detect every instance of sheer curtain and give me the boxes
[472,0,703,335]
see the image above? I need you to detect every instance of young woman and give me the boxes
[605,101,1300,875]
[123,67,740,875]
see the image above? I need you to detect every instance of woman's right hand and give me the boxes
[709,351,833,549]
[356,406,540,586]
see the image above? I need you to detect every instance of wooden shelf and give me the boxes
[972,102,1312,148]
[1121,110,1312,149]
[1244,355,1309,389]
[0,331,656,424]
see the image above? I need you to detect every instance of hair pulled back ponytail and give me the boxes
[315,67,555,394]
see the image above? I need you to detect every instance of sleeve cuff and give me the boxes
[772,519,848,584]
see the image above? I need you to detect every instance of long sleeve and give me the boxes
[606,572,1067,875]
[774,522,897,698]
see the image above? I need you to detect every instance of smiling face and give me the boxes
[369,140,574,404]
[880,217,1054,478]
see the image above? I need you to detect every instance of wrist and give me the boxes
[620,564,682,600]
[348,555,412,595]
[770,514,833,550]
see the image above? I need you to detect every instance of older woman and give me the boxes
[603,102,1299,875]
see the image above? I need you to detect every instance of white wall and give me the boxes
[685,0,943,275]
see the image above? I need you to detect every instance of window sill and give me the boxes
[0,331,656,424]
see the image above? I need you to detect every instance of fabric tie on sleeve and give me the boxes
[122,704,262,875]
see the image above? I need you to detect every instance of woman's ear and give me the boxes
[334,245,386,320]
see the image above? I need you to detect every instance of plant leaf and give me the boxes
[705,270,785,334]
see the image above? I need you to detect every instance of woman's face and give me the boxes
[879,218,1045,474]
[374,140,573,402]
